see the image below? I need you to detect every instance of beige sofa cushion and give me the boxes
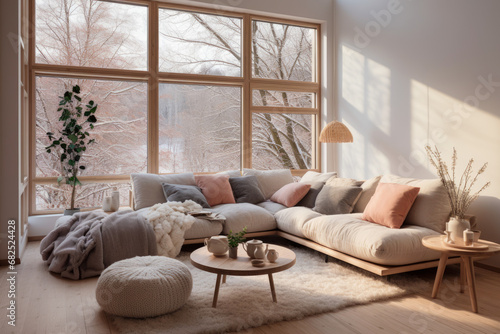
[242,169,293,199]
[353,175,382,213]
[302,213,441,265]
[300,171,337,183]
[381,175,451,232]
[131,173,196,210]
[210,203,277,234]
[257,200,287,215]
[275,207,323,238]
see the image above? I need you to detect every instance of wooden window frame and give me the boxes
[28,0,321,215]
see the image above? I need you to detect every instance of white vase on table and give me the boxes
[448,216,470,244]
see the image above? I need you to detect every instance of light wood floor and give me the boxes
[2,242,500,334]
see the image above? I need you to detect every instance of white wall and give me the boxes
[0,0,21,262]
[336,0,500,268]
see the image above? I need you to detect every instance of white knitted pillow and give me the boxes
[96,256,192,318]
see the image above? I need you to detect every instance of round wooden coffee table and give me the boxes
[190,243,296,308]
[422,235,500,313]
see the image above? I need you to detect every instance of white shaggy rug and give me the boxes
[112,245,430,333]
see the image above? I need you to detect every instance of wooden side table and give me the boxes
[422,235,500,313]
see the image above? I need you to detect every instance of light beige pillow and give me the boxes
[300,171,337,183]
[326,177,363,187]
[242,169,294,199]
[380,174,451,232]
[353,175,382,213]
[131,173,196,210]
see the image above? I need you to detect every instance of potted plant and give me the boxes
[227,226,247,259]
[45,85,98,215]
[426,145,490,242]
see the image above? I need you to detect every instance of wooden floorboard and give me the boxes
[1,241,499,334]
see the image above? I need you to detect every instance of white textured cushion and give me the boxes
[131,173,196,210]
[96,256,192,318]
[302,214,441,265]
[381,175,451,232]
[353,175,382,213]
[275,207,323,238]
[210,203,277,234]
[300,171,337,183]
[242,169,293,199]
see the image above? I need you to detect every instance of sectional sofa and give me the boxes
[131,169,468,276]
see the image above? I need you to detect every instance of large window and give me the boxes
[31,0,321,213]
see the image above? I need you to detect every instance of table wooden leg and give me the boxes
[432,253,449,298]
[268,274,277,303]
[222,274,226,284]
[462,256,478,313]
[460,257,466,293]
[212,274,222,308]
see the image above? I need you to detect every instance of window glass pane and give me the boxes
[36,182,130,211]
[252,90,314,108]
[252,21,314,81]
[252,113,313,169]
[35,76,148,177]
[159,84,241,173]
[35,0,147,70]
[159,9,241,76]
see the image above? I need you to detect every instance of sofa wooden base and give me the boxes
[184,230,461,277]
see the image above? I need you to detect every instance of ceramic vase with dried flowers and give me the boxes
[426,146,490,243]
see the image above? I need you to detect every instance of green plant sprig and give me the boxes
[45,85,98,210]
[227,226,247,248]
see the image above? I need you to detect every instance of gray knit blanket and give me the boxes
[40,210,157,280]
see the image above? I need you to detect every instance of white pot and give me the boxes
[448,217,470,243]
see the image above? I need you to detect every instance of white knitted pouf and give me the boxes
[96,256,192,318]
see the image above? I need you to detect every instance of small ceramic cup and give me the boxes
[471,230,481,243]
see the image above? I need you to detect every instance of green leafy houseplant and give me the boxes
[227,226,247,248]
[45,85,98,213]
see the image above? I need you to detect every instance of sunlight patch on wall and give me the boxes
[341,45,364,113]
[366,141,390,177]
[366,58,391,135]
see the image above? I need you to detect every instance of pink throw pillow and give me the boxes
[362,182,420,229]
[195,174,235,207]
[270,182,311,207]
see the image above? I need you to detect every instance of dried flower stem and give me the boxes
[425,145,490,219]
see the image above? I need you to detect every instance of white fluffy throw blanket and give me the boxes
[146,201,202,258]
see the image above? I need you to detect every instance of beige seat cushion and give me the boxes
[275,207,323,238]
[131,173,196,210]
[381,175,451,232]
[210,203,277,234]
[303,213,441,266]
[256,200,288,215]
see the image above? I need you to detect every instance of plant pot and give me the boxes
[229,246,238,259]
[447,216,470,243]
[64,208,81,216]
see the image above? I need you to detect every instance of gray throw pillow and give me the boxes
[296,181,325,208]
[161,183,210,208]
[229,175,266,204]
[313,185,363,215]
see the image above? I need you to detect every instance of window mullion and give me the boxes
[148,1,159,174]
[242,14,252,169]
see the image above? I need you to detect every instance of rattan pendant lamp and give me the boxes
[319,121,353,143]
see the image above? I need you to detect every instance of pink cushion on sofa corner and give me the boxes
[195,174,235,206]
[270,182,311,207]
[362,182,420,229]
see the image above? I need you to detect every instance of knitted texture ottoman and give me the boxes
[96,256,192,318]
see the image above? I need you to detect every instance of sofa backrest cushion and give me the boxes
[161,183,210,208]
[313,185,363,215]
[362,182,420,229]
[300,171,337,183]
[195,174,235,207]
[381,174,451,232]
[242,169,294,199]
[270,182,311,207]
[353,175,382,213]
[131,173,196,210]
[296,181,325,208]
[326,177,363,187]
[229,175,266,204]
